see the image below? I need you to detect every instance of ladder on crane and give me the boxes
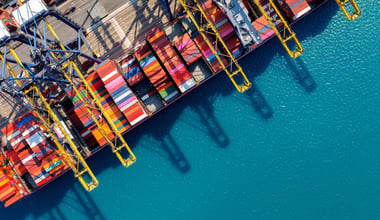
[253,0,303,58]
[179,0,252,93]
[335,0,361,21]
[0,46,99,191]
[12,0,136,166]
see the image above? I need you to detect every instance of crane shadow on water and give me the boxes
[230,0,339,117]
[0,172,105,220]
[0,1,340,217]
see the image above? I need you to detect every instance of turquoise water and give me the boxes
[2,1,380,219]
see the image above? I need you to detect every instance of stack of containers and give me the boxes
[0,153,28,207]
[173,32,202,68]
[16,115,59,186]
[134,44,179,103]
[1,113,67,191]
[251,15,275,43]
[20,115,54,160]
[179,14,228,73]
[203,0,244,58]
[178,15,221,79]
[192,35,227,73]
[85,70,131,134]
[2,122,29,153]
[96,60,148,126]
[239,0,275,45]
[146,27,196,93]
[119,55,145,87]
[281,0,311,21]
[258,0,281,26]
[5,148,27,176]
[120,55,164,113]
[165,22,211,83]
[65,86,114,149]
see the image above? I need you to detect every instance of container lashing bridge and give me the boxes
[12,0,137,167]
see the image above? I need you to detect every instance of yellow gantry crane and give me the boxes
[40,21,136,167]
[179,0,252,93]
[335,0,361,21]
[253,0,303,58]
[13,0,136,167]
[0,45,99,191]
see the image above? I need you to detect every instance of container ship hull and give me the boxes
[0,0,329,207]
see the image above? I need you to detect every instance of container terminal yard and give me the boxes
[0,0,361,207]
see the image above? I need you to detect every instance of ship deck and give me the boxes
[0,0,330,207]
[0,0,179,129]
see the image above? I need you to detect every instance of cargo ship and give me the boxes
[0,0,360,207]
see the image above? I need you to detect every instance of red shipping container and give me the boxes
[5,149,21,164]
[28,165,44,177]
[0,175,6,183]
[155,46,177,62]
[41,153,60,167]
[10,138,28,153]
[13,161,27,176]
[123,103,145,124]
[145,26,165,42]
[252,16,274,41]
[35,174,52,187]
[0,187,16,202]
[170,66,194,84]
[149,71,168,86]
[0,180,10,192]
[33,142,54,160]
[48,163,66,176]
[152,75,170,88]
[4,193,23,207]
[225,36,241,52]
[164,57,184,72]
[1,123,17,136]
[174,34,201,66]
[134,47,151,60]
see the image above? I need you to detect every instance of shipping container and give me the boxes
[86,71,131,133]
[135,44,179,103]
[96,60,148,126]
[279,0,311,21]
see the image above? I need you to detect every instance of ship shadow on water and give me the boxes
[0,1,341,217]
[123,101,193,174]
[0,172,105,220]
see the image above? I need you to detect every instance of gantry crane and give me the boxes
[253,0,303,58]
[0,23,99,191]
[335,0,361,21]
[179,0,252,93]
[12,0,136,167]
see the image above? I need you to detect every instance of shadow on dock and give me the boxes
[0,92,28,129]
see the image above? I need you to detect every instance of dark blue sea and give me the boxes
[1,0,380,219]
